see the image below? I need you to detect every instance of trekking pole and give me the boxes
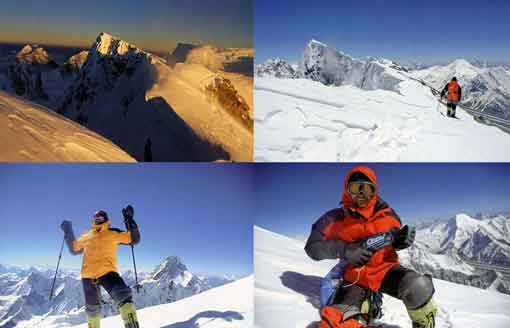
[49,236,65,301]
[130,244,140,293]
[124,218,140,293]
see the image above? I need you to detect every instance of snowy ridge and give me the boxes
[254,226,510,328]
[0,91,135,162]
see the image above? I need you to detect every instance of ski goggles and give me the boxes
[347,181,375,196]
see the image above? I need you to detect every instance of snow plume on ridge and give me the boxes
[254,226,510,328]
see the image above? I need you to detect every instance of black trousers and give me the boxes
[330,265,414,320]
[446,102,457,116]
[82,271,133,316]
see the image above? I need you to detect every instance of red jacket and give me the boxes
[305,166,402,291]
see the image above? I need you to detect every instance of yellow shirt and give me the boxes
[73,221,131,279]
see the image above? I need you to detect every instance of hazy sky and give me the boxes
[0,164,254,276]
[254,163,510,237]
[255,0,510,64]
[0,0,252,52]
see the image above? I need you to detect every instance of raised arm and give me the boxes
[60,220,83,255]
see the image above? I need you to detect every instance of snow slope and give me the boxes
[254,226,510,328]
[70,276,253,328]
[0,91,134,161]
[255,41,510,162]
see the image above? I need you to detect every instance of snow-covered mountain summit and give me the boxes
[257,39,405,91]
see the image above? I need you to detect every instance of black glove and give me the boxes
[344,242,373,267]
[122,205,135,228]
[61,220,73,235]
[393,225,416,250]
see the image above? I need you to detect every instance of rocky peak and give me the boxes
[15,44,55,65]
[151,256,189,281]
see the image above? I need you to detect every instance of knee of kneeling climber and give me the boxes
[398,272,435,310]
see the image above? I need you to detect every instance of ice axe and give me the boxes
[123,205,140,293]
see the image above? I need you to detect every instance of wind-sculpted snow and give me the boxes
[2,257,236,327]
[254,76,510,162]
[0,91,135,162]
[254,226,510,328]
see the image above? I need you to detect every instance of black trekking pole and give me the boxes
[49,236,65,301]
[130,243,140,293]
[124,216,140,293]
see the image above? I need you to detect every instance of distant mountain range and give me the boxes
[0,256,236,328]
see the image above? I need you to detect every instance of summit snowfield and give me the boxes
[254,40,510,162]
[70,276,253,328]
[0,91,134,161]
[254,226,510,328]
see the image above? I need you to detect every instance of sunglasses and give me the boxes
[347,181,375,196]
[93,215,107,223]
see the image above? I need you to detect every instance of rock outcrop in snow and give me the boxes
[255,58,297,79]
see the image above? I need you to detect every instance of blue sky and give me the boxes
[0,164,254,276]
[255,0,510,64]
[254,163,510,237]
[0,0,252,52]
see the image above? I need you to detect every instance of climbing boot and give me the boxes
[87,314,101,328]
[407,299,437,328]
[119,302,140,328]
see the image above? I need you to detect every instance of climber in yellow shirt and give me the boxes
[61,205,140,328]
